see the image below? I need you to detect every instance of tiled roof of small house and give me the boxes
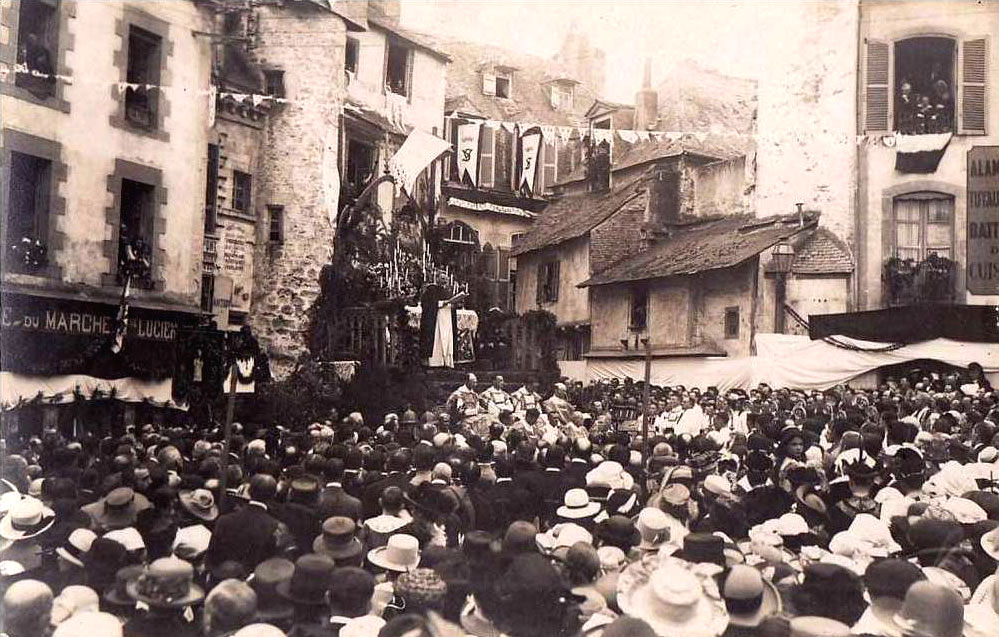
[431,37,601,127]
[790,227,854,275]
[509,173,650,257]
[578,211,819,287]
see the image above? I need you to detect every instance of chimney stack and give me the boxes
[634,58,658,131]
[647,167,680,227]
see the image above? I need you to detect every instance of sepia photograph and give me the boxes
[0,1,997,636]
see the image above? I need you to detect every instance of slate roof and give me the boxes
[509,173,649,257]
[790,227,854,275]
[555,133,743,186]
[430,37,601,127]
[579,212,819,287]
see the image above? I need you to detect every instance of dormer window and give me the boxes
[495,75,511,98]
[482,71,513,98]
[550,82,574,110]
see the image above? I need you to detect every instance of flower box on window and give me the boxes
[883,253,955,306]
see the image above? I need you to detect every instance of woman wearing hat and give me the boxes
[122,557,204,637]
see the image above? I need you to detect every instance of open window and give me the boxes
[4,151,52,272]
[537,260,560,303]
[125,26,163,129]
[385,40,412,97]
[894,37,955,135]
[264,70,285,98]
[14,0,59,100]
[495,75,511,98]
[118,178,155,280]
[345,37,359,75]
[232,171,252,215]
[630,287,648,330]
[550,82,574,111]
[344,138,377,205]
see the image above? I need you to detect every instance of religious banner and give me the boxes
[519,126,542,197]
[389,129,451,196]
[967,146,999,295]
[456,123,482,187]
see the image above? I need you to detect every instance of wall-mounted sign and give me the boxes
[967,146,999,295]
[220,222,254,313]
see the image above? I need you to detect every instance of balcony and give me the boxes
[882,253,956,306]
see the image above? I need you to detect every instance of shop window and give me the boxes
[232,171,252,214]
[537,260,560,303]
[125,26,163,129]
[385,40,412,97]
[118,178,154,277]
[724,306,740,339]
[345,37,359,75]
[4,151,52,272]
[264,70,285,98]
[894,37,955,135]
[630,288,648,330]
[14,0,59,100]
[892,192,954,261]
[268,205,284,243]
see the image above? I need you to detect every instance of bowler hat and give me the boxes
[276,554,335,605]
[595,515,640,550]
[312,516,363,562]
[248,558,294,621]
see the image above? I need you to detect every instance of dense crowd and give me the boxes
[1,364,998,637]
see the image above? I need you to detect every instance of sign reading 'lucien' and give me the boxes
[967,147,999,295]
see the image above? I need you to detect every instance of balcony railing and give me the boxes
[883,253,956,306]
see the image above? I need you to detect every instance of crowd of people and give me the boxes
[1,364,998,637]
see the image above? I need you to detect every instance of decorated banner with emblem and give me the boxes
[519,126,542,197]
[456,123,482,187]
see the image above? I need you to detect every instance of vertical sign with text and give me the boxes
[967,146,999,295]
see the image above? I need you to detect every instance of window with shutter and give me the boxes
[959,37,988,135]
[480,126,495,188]
[482,73,497,96]
[864,39,891,133]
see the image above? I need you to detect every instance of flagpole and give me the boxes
[217,361,239,512]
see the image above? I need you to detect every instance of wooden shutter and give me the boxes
[482,73,496,96]
[479,126,495,188]
[958,37,988,135]
[863,39,891,134]
[542,140,557,191]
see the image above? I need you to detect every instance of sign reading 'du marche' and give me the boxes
[967,146,999,295]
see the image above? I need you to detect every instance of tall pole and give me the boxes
[640,337,652,503]
[217,362,239,512]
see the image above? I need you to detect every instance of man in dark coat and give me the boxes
[206,474,291,573]
[360,451,412,519]
[317,458,362,522]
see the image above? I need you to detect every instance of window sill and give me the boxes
[2,82,71,113]
[219,208,257,223]
[2,264,63,281]
[108,114,170,143]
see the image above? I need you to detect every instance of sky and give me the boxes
[400,0,785,100]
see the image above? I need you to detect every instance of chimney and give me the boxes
[633,58,658,131]
[647,166,680,227]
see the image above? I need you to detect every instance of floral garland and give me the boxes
[118,236,152,284]
[9,237,47,270]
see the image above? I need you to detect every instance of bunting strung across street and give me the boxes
[519,126,543,197]
[456,123,482,187]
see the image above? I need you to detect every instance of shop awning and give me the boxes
[808,304,999,344]
[0,372,185,410]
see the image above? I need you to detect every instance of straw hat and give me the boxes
[557,489,602,520]
[367,533,420,572]
[56,528,97,568]
[127,557,205,608]
[636,507,673,551]
[51,612,123,637]
[535,522,593,558]
[179,489,218,522]
[616,559,729,636]
[788,616,852,637]
[981,525,999,561]
[0,496,54,540]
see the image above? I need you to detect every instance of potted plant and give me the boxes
[915,252,955,303]
[882,256,917,306]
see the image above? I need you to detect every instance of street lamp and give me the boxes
[771,240,795,333]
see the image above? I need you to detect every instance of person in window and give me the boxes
[897,80,916,134]
[16,32,56,100]
[914,94,933,134]
[929,78,953,133]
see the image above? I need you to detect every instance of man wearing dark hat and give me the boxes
[361,451,412,520]
[273,475,322,556]
[281,553,336,637]
[206,475,291,574]
[317,458,362,523]
[328,567,376,633]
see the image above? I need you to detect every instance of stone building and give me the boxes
[1,0,213,428]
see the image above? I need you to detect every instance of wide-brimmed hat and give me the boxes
[55,528,98,567]
[586,461,634,491]
[880,581,965,637]
[722,564,781,628]
[636,507,674,551]
[0,496,55,540]
[103,564,144,606]
[616,559,729,636]
[535,522,592,559]
[313,516,363,561]
[126,557,205,608]
[91,487,141,529]
[178,489,218,522]
[367,533,420,572]
[557,488,602,519]
[276,553,335,605]
[980,525,999,561]
[247,557,294,621]
[595,515,641,550]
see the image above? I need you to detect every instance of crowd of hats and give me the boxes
[0,368,997,637]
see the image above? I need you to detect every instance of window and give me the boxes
[14,0,59,100]
[479,126,495,188]
[5,151,52,271]
[537,260,560,303]
[118,178,154,278]
[200,273,214,313]
[593,118,612,130]
[892,193,954,261]
[863,35,988,135]
[232,171,252,214]
[204,144,219,234]
[345,37,359,75]
[268,205,284,243]
[495,75,511,98]
[551,83,574,110]
[264,70,285,98]
[344,138,376,202]
[385,41,412,96]
[630,288,648,330]
[443,221,476,245]
[724,306,740,339]
[125,26,162,129]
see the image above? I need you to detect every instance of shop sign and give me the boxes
[967,146,999,295]
[220,223,254,313]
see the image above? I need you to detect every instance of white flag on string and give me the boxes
[501,121,516,134]
[636,131,651,142]
[558,127,574,144]
[618,130,639,143]
[389,130,451,196]
[456,123,482,186]
[540,125,557,141]
[519,126,543,196]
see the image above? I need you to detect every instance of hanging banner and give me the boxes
[519,126,542,197]
[322,129,340,229]
[389,129,451,196]
[967,146,999,295]
[456,123,481,187]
